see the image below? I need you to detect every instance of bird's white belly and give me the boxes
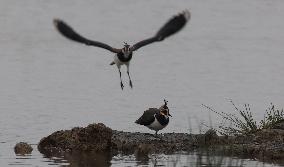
[146,118,167,131]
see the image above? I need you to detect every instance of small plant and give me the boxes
[260,103,284,129]
[202,101,284,136]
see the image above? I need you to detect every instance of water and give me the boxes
[0,0,284,166]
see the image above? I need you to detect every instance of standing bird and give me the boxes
[53,10,190,90]
[135,99,171,135]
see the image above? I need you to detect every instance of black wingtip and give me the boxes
[53,18,63,29]
[170,10,190,22]
[181,9,191,21]
[53,18,59,25]
[156,9,190,41]
[53,18,69,34]
[52,18,87,44]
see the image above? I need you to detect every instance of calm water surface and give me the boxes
[1,0,284,166]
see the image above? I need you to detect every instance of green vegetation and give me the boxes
[260,103,284,129]
[202,101,284,136]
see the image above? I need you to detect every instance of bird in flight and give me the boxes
[53,10,190,90]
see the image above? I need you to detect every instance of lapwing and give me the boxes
[53,10,190,90]
[135,99,171,135]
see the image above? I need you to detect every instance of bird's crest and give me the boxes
[164,99,168,106]
[123,42,130,47]
[159,99,168,110]
[159,99,171,116]
[122,42,131,54]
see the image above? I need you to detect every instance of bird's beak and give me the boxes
[169,113,172,117]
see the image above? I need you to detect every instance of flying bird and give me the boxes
[53,10,190,90]
[135,99,171,136]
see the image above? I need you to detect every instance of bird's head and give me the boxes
[159,99,171,117]
[122,42,131,55]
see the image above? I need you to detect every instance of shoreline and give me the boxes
[37,123,284,165]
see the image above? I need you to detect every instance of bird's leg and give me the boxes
[118,69,124,90]
[126,65,133,88]
[154,131,163,140]
[127,71,133,88]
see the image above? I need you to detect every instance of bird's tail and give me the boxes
[110,61,115,65]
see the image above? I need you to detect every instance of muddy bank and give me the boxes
[38,123,284,163]
[112,131,198,154]
[38,123,202,155]
[224,128,284,162]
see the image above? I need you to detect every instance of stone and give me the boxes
[14,142,33,155]
[38,123,113,154]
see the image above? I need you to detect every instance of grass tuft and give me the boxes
[202,100,284,136]
[260,103,284,129]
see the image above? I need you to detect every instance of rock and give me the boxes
[14,142,33,155]
[38,123,112,155]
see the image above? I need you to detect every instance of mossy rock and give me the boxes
[38,123,112,155]
[14,142,33,155]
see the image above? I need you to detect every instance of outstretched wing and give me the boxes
[53,19,121,53]
[135,108,159,126]
[130,10,190,51]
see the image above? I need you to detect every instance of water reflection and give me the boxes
[42,152,112,167]
[38,149,283,167]
[135,152,150,166]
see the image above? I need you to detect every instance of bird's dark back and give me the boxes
[135,108,159,126]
